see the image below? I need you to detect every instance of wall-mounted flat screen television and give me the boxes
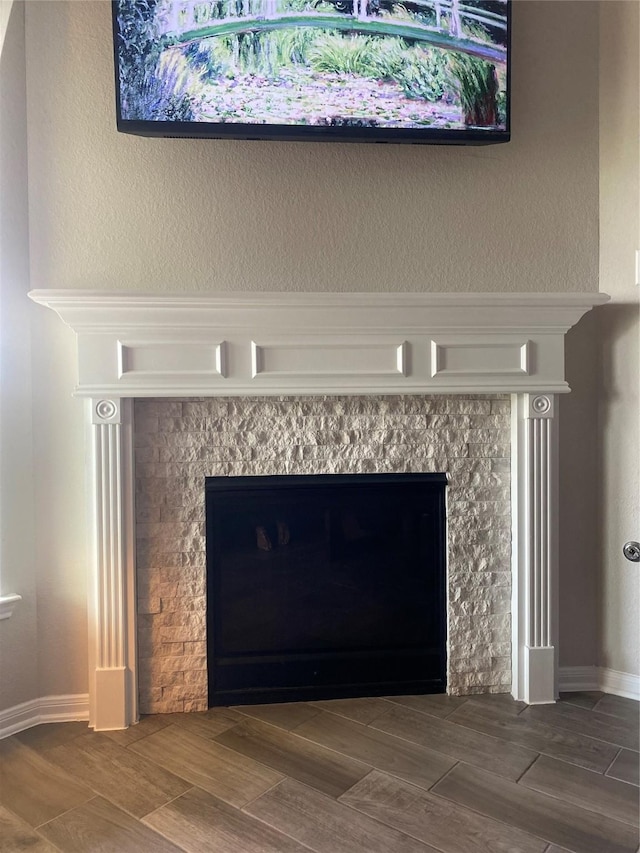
[112,0,510,144]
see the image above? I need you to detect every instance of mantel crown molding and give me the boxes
[29,290,609,398]
[29,289,609,331]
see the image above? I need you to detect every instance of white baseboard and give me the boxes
[1,673,635,738]
[598,667,640,700]
[0,694,90,740]
[558,666,600,692]
[559,666,640,700]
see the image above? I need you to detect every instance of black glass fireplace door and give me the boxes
[206,473,447,706]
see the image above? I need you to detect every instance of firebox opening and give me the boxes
[205,473,448,706]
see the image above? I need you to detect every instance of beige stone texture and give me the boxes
[134,395,511,713]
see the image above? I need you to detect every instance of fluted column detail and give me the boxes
[88,398,137,730]
[512,393,558,704]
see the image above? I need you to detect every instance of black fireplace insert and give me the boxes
[206,473,447,705]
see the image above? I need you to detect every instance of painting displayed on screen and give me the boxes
[113,0,510,143]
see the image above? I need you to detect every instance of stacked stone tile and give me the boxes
[134,395,511,714]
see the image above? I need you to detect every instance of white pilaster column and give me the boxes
[88,398,138,730]
[511,393,558,704]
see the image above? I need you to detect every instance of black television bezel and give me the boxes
[111,0,511,145]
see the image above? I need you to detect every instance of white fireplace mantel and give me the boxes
[29,290,608,730]
[30,290,608,398]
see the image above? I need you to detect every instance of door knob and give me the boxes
[622,542,640,562]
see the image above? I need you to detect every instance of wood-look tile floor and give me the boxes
[1,692,638,853]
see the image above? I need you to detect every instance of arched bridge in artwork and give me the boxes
[160,0,508,64]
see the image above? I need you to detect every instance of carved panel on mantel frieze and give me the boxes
[28,291,608,398]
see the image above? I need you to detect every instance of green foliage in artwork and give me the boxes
[185,27,327,80]
[308,34,448,102]
[268,29,323,72]
[448,52,498,125]
[445,20,501,126]
[117,0,197,120]
[308,34,381,75]
[397,46,448,100]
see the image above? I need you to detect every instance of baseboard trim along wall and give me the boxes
[559,666,640,700]
[598,667,640,700]
[1,673,637,739]
[0,694,90,740]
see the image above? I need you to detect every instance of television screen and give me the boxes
[112,0,510,143]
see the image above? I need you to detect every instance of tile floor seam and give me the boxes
[425,759,461,792]
[432,763,640,853]
[521,713,638,752]
[592,695,640,721]
[368,707,540,775]
[31,827,67,853]
[239,775,292,811]
[514,751,542,784]
[134,822,191,853]
[235,786,320,853]
[380,696,468,722]
[32,795,100,832]
[507,704,640,755]
[211,719,372,797]
[285,709,459,786]
[329,706,395,726]
[39,742,196,822]
[283,775,442,853]
[0,797,67,850]
[303,698,396,727]
[443,706,618,758]
[138,784,198,822]
[335,794,461,853]
[240,779,347,853]
[127,721,289,804]
[425,781,560,852]
[339,770,555,853]
[604,746,625,777]
[364,711,491,765]
[515,775,640,829]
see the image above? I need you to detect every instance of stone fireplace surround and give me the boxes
[135,393,511,714]
[29,289,608,730]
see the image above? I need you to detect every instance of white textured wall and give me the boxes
[31,309,87,699]
[598,1,640,678]
[25,1,599,294]
[558,313,600,668]
[0,2,87,715]
[0,0,39,711]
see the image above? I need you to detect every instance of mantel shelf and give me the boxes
[29,290,609,398]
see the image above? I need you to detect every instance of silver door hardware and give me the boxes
[622,542,640,562]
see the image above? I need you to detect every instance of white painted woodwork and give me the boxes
[28,291,607,397]
[28,290,608,728]
[0,593,22,621]
[0,694,90,740]
[88,398,137,730]
[431,338,530,377]
[251,339,408,379]
[559,666,640,700]
[511,393,559,704]
[117,340,227,381]
[524,646,556,705]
